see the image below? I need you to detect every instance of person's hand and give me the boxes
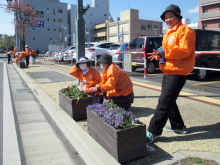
[83,80,88,85]
[147,49,157,61]
[89,87,97,93]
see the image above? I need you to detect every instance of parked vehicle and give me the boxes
[85,42,115,62]
[106,42,128,68]
[127,36,162,73]
[54,48,68,62]
[45,51,55,57]
[63,46,76,62]
[58,46,75,62]
[193,29,220,80]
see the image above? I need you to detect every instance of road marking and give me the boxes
[3,62,21,165]
[132,81,220,107]
[192,81,220,86]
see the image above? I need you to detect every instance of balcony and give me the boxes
[92,23,107,30]
[200,11,220,21]
[200,0,220,6]
[93,32,107,38]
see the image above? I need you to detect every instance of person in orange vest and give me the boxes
[29,47,36,64]
[7,45,17,64]
[14,52,29,65]
[89,53,134,110]
[145,4,196,144]
[69,57,101,95]
[25,45,31,67]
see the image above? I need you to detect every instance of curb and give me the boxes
[12,63,120,165]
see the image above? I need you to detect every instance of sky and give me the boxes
[0,0,199,36]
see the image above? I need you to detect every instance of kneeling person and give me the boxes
[89,53,134,110]
[69,57,101,94]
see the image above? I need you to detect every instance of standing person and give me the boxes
[146,4,196,144]
[89,53,134,110]
[69,57,101,94]
[36,48,39,58]
[25,45,30,67]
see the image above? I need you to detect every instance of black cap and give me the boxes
[98,53,112,64]
[160,4,182,22]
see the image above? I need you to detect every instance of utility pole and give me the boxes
[76,0,90,63]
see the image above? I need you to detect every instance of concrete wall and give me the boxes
[24,0,68,52]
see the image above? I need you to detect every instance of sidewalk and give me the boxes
[8,59,220,164]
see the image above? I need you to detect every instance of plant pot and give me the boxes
[59,90,92,121]
[19,62,26,68]
[87,109,147,163]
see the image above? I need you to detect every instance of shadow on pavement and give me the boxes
[160,122,220,143]
[129,106,155,119]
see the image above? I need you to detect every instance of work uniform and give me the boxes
[25,47,30,66]
[69,65,101,94]
[96,63,134,110]
[148,21,196,135]
[7,48,17,64]
[14,52,29,64]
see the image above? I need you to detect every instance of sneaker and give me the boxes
[146,131,159,144]
[165,126,187,134]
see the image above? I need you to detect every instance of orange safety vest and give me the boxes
[96,63,133,98]
[69,65,101,94]
[159,21,196,75]
[18,52,29,61]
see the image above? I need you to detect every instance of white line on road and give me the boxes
[3,62,21,165]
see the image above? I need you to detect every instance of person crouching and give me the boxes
[89,53,134,110]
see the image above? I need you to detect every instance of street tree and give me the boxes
[5,1,38,51]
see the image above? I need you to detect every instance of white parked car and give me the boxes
[106,42,128,67]
[58,46,75,62]
[54,48,69,62]
[85,42,115,62]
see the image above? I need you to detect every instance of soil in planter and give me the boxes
[172,157,219,165]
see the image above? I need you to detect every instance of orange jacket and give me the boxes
[7,51,16,56]
[29,49,36,56]
[18,52,29,61]
[159,21,196,75]
[14,47,17,52]
[69,65,101,94]
[96,63,133,98]
[14,58,18,64]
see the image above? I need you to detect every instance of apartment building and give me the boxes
[199,0,220,31]
[20,0,68,51]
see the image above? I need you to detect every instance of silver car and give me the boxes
[106,42,128,67]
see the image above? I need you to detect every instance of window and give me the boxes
[147,25,152,30]
[54,19,55,22]
[219,24,220,28]
[154,25,158,30]
[90,14,92,16]
[53,9,55,15]
[91,22,92,24]
[33,28,35,30]
[47,28,50,31]
[58,28,62,32]
[148,38,162,49]
[54,29,56,31]
[58,9,63,13]
[203,9,208,13]
[33,37,35,40]
[104,14,107,16]
[47,8,49,15]
[129,38,145,49]
[58,18,63,22]
[47,19,49,21]
[50,38,52,41]
[203,25,207,30]
[141,24,146,30]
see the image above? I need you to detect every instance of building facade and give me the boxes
[20,0,68,52]
[106,9,162,43]
[199,0,220,31]
[68,0,111,46]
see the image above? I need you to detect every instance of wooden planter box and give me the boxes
[19,62,25,68]
[59,90,92,121]
[87,109,147,163]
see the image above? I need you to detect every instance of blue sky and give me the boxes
[0,0,199,35]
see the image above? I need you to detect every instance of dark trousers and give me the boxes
[103,92,134,110]
[7,54,11,64]
[148,75,187,135]
[36,53,38,58]
[26,55,30,66]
